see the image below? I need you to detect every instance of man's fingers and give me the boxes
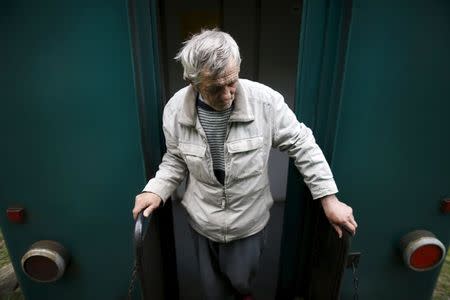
[332,220,356,238]
[349,215,358,229]
[133,196,151,220]
[342,220,356,236]
[133,200,147,220]
[132,193,162,220]
[331,223,343,238]
[143,205,155,217]
[132,207,143,220]
[346,223,356,236]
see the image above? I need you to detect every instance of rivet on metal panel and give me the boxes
[441,198,450,214]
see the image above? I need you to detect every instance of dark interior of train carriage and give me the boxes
[158,1,300,299]
[138,1,349,299]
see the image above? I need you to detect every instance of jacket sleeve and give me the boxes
[142,106,188,202]
[271,94,338,199]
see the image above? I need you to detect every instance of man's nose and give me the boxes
[223,87,231,97]
[223,86,236,97]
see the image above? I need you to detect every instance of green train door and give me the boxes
[335,1,450,298]
[280,0,450,299]
[0,0,168,299]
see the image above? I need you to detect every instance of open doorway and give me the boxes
[156,1,302,299]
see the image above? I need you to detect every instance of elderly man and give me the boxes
[133,29,357,300]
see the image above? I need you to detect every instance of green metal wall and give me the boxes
[0,1,149,298]
[335,1,450,298]
[280,0,449,299]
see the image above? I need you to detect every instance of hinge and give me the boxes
[346,252,361,269]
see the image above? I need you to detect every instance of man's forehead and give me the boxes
[202,65,240,86]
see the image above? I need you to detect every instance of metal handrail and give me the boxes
[134,212,149,258]
[132,211,151,299]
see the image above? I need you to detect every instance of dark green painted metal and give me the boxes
[277,0,343,298]
[304,1,355,298]
[129,0,164,172]
[128,0,178,298]
[0,1,150,299]
[280,0,449,299]
[277,0,353,297]
[334,1,450,299]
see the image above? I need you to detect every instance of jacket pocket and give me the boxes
[227,136,264,180]
[178,143,210,182]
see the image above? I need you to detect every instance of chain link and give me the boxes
[351,261,359,300]
[127,260,138,300]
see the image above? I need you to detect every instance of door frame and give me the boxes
[277,0,353,298]
[128,0,179,298]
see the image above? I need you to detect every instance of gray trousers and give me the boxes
[190,227,267,300]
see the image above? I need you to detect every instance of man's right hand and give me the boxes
[133,192,162,220]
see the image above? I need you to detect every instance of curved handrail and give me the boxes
[134,211,152,262]
[134,212,145,251]
[133,211,152,298]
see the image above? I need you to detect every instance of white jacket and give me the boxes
[144,79,338,242]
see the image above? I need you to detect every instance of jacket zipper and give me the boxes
[196,117,231,243]
[222,122,232,243]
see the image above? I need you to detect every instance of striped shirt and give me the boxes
[197,94,233,184]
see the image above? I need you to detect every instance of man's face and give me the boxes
[197,61,240,111]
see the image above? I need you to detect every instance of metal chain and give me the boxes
[351,261,359,300]
[127,260,138,300]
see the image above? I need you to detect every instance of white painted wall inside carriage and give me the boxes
[159,0,301,298]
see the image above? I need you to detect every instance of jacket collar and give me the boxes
[178,80,255,127]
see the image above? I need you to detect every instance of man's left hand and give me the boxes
[320,194,357,238]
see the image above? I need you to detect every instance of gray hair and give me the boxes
[175,29,241,86]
